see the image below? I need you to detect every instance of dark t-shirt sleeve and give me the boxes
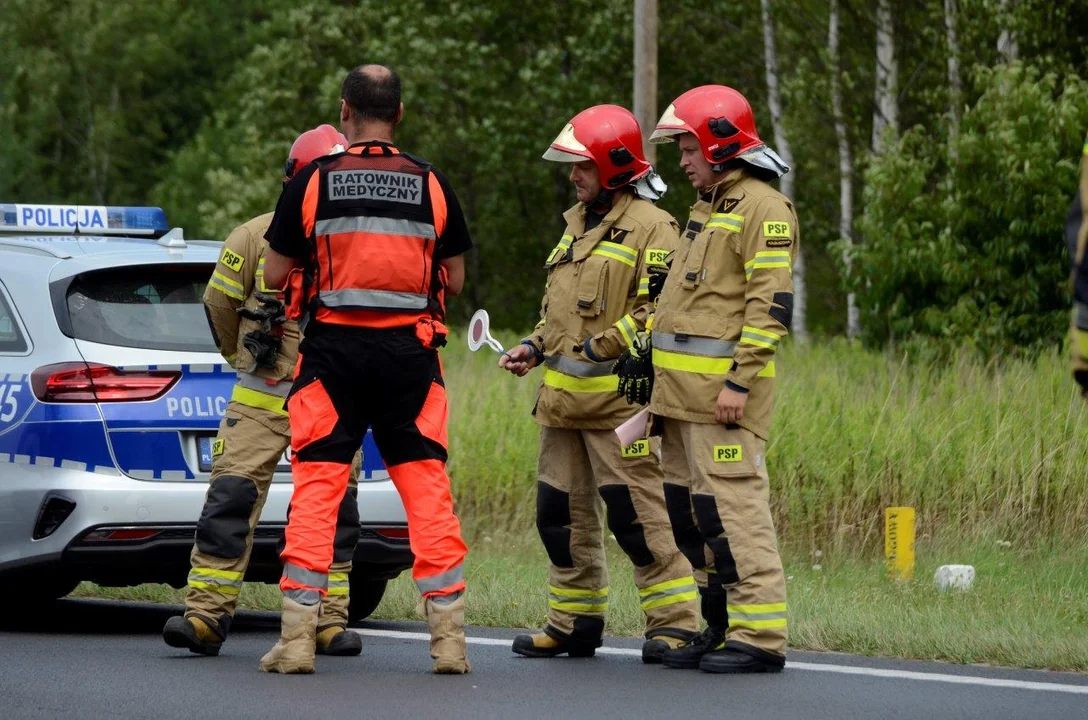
[265,163,318,259]
[433,169,473,260]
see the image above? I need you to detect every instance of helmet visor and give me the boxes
[542,123,592,163]
[649,103,691,144]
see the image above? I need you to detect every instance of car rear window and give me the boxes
[64,265,218,352]
[0,283,29,353]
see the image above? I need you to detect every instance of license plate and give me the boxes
[197,435,290,473]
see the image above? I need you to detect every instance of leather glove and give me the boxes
[612,332,653,405]
[237,292,286,327]
[647,263,669,303]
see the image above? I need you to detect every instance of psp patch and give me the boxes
[621,439,650,458]
[713,445,743,463]
[645,248,670,267]
[212,438,225,457]
[219,247,245,272]
[327,170,423,204]
[762,221,791,238]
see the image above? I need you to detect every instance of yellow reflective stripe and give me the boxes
[547,234,575,263]
[643,590,698,610]
[592,241,638,267]
[548,585,609,612]
[192,568,243,582]
[548,585,610,598]
[543,368,620,393]
[615,314,638,348]
[707,212,745,232]
[222,352,238,364]
[743,250,792,280]
[728,601,788,630]
[729,618,788,630]
[637,277,650,297]
[730,602,787,614]
[652,347,732,374]
[639,576,698,596]
[209,271,245,300]
[231,384,289,416]
[756,360,776,378]
[638,576,698,610]
[327,571,350,597]
[740,325,781,351]
[187,580,241,595]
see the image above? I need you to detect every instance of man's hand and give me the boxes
[715,386,748,425]
[499,343,538,377]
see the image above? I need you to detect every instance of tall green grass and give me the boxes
[443,331,1088,552]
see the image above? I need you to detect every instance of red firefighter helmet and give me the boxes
[542,105,652,189]
[650,85,764,168]
[283,124,348,180]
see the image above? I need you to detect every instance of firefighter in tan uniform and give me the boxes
[500,105,699,662]
[162,126,364,658]
[621,85,795,673]
[1068,131,1088,396]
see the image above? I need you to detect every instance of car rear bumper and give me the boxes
[0,463,413,584]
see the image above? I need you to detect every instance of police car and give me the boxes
[0,204,411,621]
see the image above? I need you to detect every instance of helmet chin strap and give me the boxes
[586,187,614,214]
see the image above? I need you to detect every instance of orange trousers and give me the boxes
[279,322,467,605]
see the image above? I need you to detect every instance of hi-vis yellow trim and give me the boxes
[327,572,350,596]
[762,221,791,238]
[707,212,745,233]
[615,314,638,348]
[187,580,241,595]
[637,277,651,297]
[592,241,638,267]
[639,576,698,610]
[727,602,788,630]
[548,584,609,612]
[645,248,670,267]
[209,271,245,301]
[231,384,289,416]
[255,257,282,293]
[187,567,244,595]
[757,360,776,378]
[621,439,650,458]
[192,568,243,581]
[652,347,732,375]
[1075,328,1088,359]
[543,368,620,393]
[740,325,782,351]
[220,247,245,272]
[547,234,575,264]
[744,250,792,280]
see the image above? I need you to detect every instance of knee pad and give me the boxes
[663,483,706,570]
[195,475,259,558]
[535,481,573,568]
[598,484,654,567]
[691,493,739,584]
[333,486,361,564]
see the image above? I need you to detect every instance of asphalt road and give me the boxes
[0,599,1085,720]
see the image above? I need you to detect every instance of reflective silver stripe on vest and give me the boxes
[314,215,436,240]
[283,562,328,590]
[544,354,615,378]
[1076,302,1088,330]
[319,289,429,311]
[416,564,464,594]
[653,332,737,358]
[284,588,322,606]
[236,371,292,398]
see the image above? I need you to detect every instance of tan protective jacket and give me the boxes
[203,212,301,385]
[524,191,681,429]
[650,170,798,440]
[1070,136,1088,380]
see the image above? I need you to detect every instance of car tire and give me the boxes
[0,572,79,610]
[347,575,388,625]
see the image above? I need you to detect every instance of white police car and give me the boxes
[0,204,411,620]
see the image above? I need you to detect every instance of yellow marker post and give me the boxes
[884,507,916,581]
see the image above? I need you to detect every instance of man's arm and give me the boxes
[203,223,260,365]
[263,164,318,288]
[432,170,473,298]
[439,255,465,296]
[263,249,298,291]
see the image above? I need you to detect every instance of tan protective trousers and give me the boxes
[659,418,788,656]
[536,426,698,640]
[185,400,361,635]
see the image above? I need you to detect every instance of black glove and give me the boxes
[237,293,286,370]
[612,334,653,405]
[237,292,286,326]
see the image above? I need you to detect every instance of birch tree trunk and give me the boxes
[944,0,962,154]
[760,0,807,341]
[871,0,899,153]
[633,0,658,165]
[998,0,1019,62]
[829,0,859,338]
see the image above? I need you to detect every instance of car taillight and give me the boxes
[31,362,180,403]
[83,528,162,542]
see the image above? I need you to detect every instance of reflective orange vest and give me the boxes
[298,142,449,328]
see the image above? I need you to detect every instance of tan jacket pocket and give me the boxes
[576,256,610,318]
[679,234,711,291]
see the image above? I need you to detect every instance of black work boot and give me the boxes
[661,625,726,668]
[641,628,698,664]
[512,619,603,658]
[316,625,363,656]
[162,614,225,656]
[700,640,786,674]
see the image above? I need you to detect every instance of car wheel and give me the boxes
[0,573,79,609]
[347,575,388,625]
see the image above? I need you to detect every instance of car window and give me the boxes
[64,265,218,352]
[0,283,29,354]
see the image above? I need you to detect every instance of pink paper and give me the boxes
[615,407,651,446]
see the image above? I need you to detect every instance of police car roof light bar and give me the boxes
[0,203,172,238]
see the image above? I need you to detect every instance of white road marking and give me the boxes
[353,628,1088,695]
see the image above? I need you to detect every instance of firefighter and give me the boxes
[1067,131,1088,396]
[258,64,472,675]
[500,105,699,662]
[162,126,367,659]
[617,85,795,673]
